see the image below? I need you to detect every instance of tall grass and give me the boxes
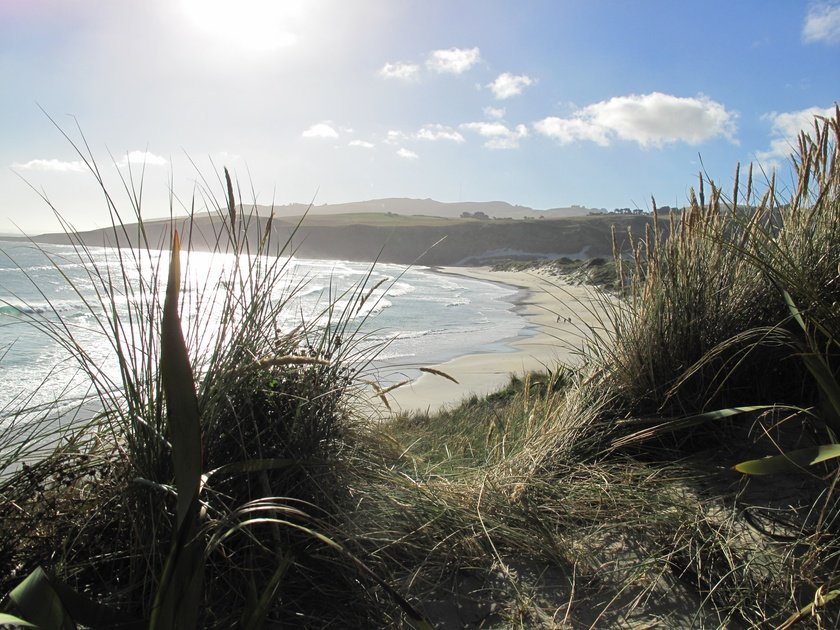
[353,106,840,627]
[0,138,418,626]
[582,108,840,424]
[529,105,840,624]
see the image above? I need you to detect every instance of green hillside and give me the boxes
[34,212,653,266]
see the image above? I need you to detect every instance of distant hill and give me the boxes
[31,211,656,267]
[251,197,590,221]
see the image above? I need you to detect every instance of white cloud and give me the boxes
[379,61,420,80]
[386,125,465,144]
[756,105,837,164]
[484,106,506,119]
[803,3,840,44]
[349,140,374,148]
[415,124,465,143]
[11,158,87,172]
[534,117,611,146]
[487,73,535,99]
[426,47,481,74]
[15,152,167,172]
[302,122,339,139]
[384,130,407,145]
[460,122,528,149]
[118,151,167,168]
[534,92,737,148]
[396,148,419,160]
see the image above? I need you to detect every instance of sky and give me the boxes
[1,0,838,233]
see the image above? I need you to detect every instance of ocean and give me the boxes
[0,239,530,418]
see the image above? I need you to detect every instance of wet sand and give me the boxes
[379,266,607,413]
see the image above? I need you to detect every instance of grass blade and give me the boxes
[778,584,840,629]
[419,366,459,384]
[611,406,770,448]
[240,555,293,630]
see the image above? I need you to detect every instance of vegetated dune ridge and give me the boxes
[31,210,655,266]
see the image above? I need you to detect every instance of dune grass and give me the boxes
[344,106,840,627]
[2,107,840,628]
[0,143,428,627]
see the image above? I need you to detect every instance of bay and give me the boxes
[0,239,528,417]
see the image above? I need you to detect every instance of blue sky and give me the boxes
[1,0,838,232]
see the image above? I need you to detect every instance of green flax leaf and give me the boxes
[151,231,204,630]
[735,444,840,475]
[4,567,75,630]
[160,230,202,529]
[3,567,142,629]
[0,613,37,628]
[800,352,840,435]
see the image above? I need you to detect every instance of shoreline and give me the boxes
[379,266,606,414]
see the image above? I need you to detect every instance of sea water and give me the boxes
[0,239,529,417]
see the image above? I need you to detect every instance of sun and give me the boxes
[178,0,308,52]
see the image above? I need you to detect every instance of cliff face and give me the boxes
[33,214,655,266]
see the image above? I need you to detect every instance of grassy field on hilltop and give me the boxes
[234,211,462,227]
[1,109,840,628]
[266,210,642,227]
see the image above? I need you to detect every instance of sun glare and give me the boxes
[179,0,307,52]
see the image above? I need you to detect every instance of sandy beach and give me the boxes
[380,266,607,413]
